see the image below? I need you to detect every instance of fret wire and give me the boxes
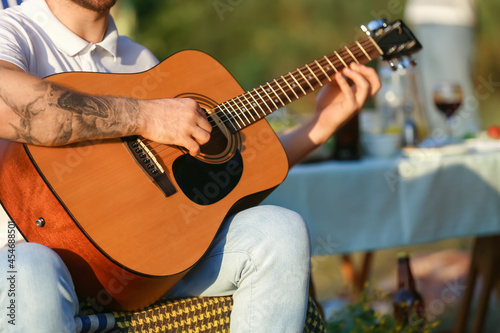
[328,57,343,73]
[344,46,359,64]
[219,103,242,129]
[281,75,299,99]
[310,42,372,81]
[274,78,293,103]
[215,101,246,130]
[297,67,325,90]
[297,62,332,89]
[314,60,331,82]
[355,41,372,60]
[225,100,247,127]
[275,42,376,102]
[334,51,348,68]
[358,37,373,48]
[338,48,351,64]
[367,36,384,55]
[266,82,286,107]
[260,85,279,110]
[212,106,228,130]
[247,90,267,117]
[209,39,380,132]
[296,68,314,91]
[324,57,341,73]
[241,93,261,121]
[353,49,371,62]
[316,60,335,79]
[356,41,377,61]
[323,56,338,73]
[335,54,348,69]
[305,64,323,87]
[235,95,256,122]
[287,72,307,95]
[216,105,239,131]
[229,97,252,125]
[348,42,373,61]
[252,88,273,114]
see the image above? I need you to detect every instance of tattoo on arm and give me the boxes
[5,82,140,145]
[9,97,45,145]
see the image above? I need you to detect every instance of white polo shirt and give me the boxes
[0,0,160,246]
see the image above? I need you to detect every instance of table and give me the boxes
[262,149,500,256]
[262,147,500,332]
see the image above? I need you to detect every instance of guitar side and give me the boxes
[0,50,289,310]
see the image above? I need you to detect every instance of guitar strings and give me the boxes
[151,38,377,134]
[138,41,378,162]
[156,39,376,136]
[157,42,377,158]
[146,42,378,162]
[211,39,377,128]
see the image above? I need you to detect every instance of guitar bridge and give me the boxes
[123,136,177,197]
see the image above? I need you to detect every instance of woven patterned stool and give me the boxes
[76,296,326,332]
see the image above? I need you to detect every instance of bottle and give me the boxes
[332,113,361,161]
[402,102,419,147]
[393,252,426,327]
[375,62,403,135]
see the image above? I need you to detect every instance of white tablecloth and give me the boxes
[262,149,500,255]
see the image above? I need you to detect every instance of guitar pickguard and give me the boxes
[172,151,243,205]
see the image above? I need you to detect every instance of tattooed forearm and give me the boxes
[56,90,111,118]
[3,84,48,144]
[4,81,140,145]
[52,86,140,142]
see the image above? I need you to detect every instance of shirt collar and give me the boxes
[22,0,118,59]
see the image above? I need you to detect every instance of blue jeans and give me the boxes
[0,205,311,332]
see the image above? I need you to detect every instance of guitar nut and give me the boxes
[35,218,45,227]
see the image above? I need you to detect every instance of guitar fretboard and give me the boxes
[211,35,383,133]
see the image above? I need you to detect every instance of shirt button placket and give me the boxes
[86,44,97,72]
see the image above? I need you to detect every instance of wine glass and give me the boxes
[432,82,463,144]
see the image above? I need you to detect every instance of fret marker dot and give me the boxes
[292,83,296,87]
[308,75,312,79]
[252,103,257,107]
[326,66,331,70]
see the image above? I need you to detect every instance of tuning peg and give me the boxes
[388,60,398,71]
[409,56,417,67]
[398,58,411,69]
[367,19,388,31]
[386,46,397,56]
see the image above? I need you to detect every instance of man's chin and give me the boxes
[68,0,118,14]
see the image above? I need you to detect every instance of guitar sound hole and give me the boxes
[200,113,230,157]
[200,125,227,155]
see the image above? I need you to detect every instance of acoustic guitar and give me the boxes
[0,19,421,310]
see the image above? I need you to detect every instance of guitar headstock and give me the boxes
[362,19,422,71]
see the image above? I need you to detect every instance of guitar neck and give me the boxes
[212,35,383,133]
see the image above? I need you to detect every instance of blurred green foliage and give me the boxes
[475,0,500,127]
[120,0,500,127]
[327,283,439,333]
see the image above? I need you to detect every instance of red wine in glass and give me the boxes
[432,82,463,143]
[432,82,463,119]
[434,100,462,118]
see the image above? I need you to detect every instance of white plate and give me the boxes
[402,144,470,158]
[465,138,500,152]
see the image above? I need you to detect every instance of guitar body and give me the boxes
[0,50,289,310]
